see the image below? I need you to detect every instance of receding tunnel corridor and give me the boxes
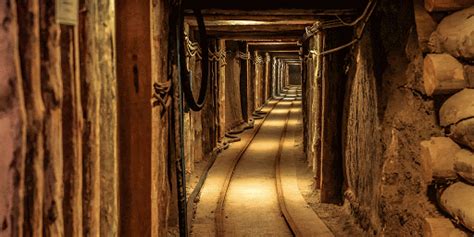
[1,0,474,237]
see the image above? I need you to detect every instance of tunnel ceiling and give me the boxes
[185,8,357,39]
[184,1,365,59]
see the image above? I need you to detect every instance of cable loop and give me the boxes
[178,8,209,111]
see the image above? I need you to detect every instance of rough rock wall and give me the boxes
[343,0,441,235]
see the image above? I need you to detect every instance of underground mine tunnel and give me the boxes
[1,0,474,236]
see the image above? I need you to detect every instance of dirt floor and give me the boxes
[187,87,368,236]
[293,106,366,237]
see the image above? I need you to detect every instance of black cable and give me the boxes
[179,7,209,111]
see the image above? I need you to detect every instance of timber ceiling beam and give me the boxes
[219,35,300,41]
[184,9,357,18]
[183,0,364,10]
[188,24,312,32]
[205,30,305,37]
[248,44,300,51]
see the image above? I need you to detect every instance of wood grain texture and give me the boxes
[17,0,45,235]
[116,0,153,235]
[40,0,64,235]
[79,0,101,235]
[0,1,27,236]
[60,25,84,237]
[96,1,119,236]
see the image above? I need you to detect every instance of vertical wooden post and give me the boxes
[151,0,171,235]
[320,28,346,203]
[60,24,84,237]
[17,0,45,235]
[246,46,253,118]
[0,1,27,236]
[239,42,249,121]
[79,0,101,235]
[264,53,271,100]
[218,39,226,139]
[116,0,153,235]
[96,0,119,235]
[309,32,323,188]
[253,51,260,109]
[40,0,64,235]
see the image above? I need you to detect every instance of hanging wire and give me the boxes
[179,8,209,111]
[302,0,378,57]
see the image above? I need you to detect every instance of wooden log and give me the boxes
[414,0,437,52]
[424,0,474,12]
[219,39,226,140]
[423,217,469,237]
[439,89,474,127]
[450,118,474,150]
[40,0,64,236]
[423,54,466,96]
[429,7,474,59]
[420,137,461,182]
[462,69,473,87]
[265,53,271,100]
[17,0,45,235]
[97,1,119,236]
[0,1,27,236]
[454,149,474,184]
[464,65,474,88]
[116,0,154,234]
[439,182,474,232]
[79,0,100,235]
[60,25,84,237]
[151,0,171,236]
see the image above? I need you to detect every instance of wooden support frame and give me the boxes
[116,0,154,235]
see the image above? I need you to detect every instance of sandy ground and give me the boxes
[190,87,354,236]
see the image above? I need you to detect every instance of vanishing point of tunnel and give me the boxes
[1,0,474,236]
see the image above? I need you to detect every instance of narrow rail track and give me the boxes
[214,88,301,236]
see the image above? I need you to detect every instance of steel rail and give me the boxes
[214,92,302,236]
[214,98,282,236]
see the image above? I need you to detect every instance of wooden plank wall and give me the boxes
[1,0,171,236]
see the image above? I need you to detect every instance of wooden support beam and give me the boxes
[424,0,474,12]
[116,0,153,235]
[220,35,300,41]
[185,9,357,17]
[218,39,226,139]
[150,0,172,235]
[40,1,65,235]
[264,53,271,100]
[17,0,45,235]
[60,24,84,237]
[0,1,27,236]
[97,1,119,236]
[79,0,101,235]
[206,30,305,37]
[192,24,312,32]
